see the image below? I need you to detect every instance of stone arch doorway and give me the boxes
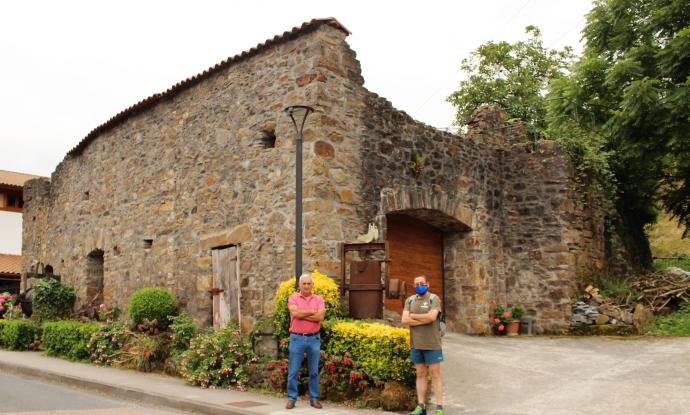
[86,249,104,308]
[379,187,473,330]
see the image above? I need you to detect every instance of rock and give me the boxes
[358,387,383,408]
[633,303,653,333]
[380,382,415,411]
[663,267,688,277]
[621,310,634,325]
[596,314,610,325]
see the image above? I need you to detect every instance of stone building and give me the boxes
[22,18,609,334]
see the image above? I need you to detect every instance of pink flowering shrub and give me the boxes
[0,292,13,314]
[179,325,256,390]
[320,352,370,399]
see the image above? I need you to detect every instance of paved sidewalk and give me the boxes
[0,350,395,415]
[2,334,689,414]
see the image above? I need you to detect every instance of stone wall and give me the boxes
[22,19,610,333]
[22,23,361,329]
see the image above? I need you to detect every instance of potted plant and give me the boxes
[506,305,525,336]
[491,302,525,336]
[491,303,511,334]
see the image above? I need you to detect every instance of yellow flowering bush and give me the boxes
[326,320,413,384]
[273,270,341,339]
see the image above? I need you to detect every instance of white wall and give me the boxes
[0,211,22,254]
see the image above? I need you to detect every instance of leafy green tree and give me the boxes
[549,0,690,265]
[447,25,574,137]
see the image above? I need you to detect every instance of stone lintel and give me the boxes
[200,223,252,249]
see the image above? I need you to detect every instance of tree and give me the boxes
[447,26,574,137]
[549,0,690,265]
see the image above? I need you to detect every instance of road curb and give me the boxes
[0,359,251,415]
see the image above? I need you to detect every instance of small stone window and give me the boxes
[258,130,277,149]
[83,191,90,201]
[143,239,153,249]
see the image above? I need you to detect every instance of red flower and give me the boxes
[502,311,510,318]
[498,325,505,331]
[494,318,500,323]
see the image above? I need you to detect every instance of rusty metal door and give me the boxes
[212,246,240,328]
[349,261,383,319]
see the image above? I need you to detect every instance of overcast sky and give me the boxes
[1,0,593,178]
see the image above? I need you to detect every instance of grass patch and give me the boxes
[645,302,690,336]
[652,256,690,272]
[647,211,690,257]
[647,212,690,271]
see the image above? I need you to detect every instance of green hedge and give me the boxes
[42,321,101,360]
[0,320,38,350]
[128,287,177,330]
[325,320,413,385]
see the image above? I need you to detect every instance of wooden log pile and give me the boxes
[629,267,690,313]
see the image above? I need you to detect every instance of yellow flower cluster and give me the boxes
[273,270,341,338]
[326,320,413,383]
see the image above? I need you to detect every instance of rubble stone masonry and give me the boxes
[23,20,607,333]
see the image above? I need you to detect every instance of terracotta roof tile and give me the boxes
[0,254,21,277]
[0,170,44,188]
[67,17,350,157]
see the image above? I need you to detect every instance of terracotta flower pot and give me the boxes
[506,320,520,336]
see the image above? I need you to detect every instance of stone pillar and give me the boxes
[21,177,51,292]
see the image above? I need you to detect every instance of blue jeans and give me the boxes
[287,333,321,401]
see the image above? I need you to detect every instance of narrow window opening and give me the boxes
[260,130,276,149]
[84,191,90,200]
[143,239,153,249]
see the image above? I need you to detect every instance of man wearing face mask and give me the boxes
[401,275,444,415]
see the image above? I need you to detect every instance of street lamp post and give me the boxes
[284,105,314,288]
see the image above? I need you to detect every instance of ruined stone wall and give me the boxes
[21,25,363,329]
[353,97,508,334]
[21,177,51,291]
[351,99,607,334]
[500,140,606,333]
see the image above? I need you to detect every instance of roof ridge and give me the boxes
[67,17,349,157]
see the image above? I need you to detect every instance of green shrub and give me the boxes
[645,301,690,336]
[0,319,38,350]
[128,287,177,330]
[87,321,129,366]
[169,312,198,351]
[326,320,413,385]
[111,331,169,372]
[41,321,100,361]
[32,279,76,320]
[179,325,255,389]
[273,270,341,339]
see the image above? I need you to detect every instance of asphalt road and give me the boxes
[0,372,186,415]
[441,333,690,414]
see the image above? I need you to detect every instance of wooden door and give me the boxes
[86,250,104,307]
[212,246,240,328]
[385,214,443,315]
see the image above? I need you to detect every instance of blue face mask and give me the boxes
[414,284,428,295]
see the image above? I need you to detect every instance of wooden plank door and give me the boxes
[212,246,240,328]
[385,214,443,315]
